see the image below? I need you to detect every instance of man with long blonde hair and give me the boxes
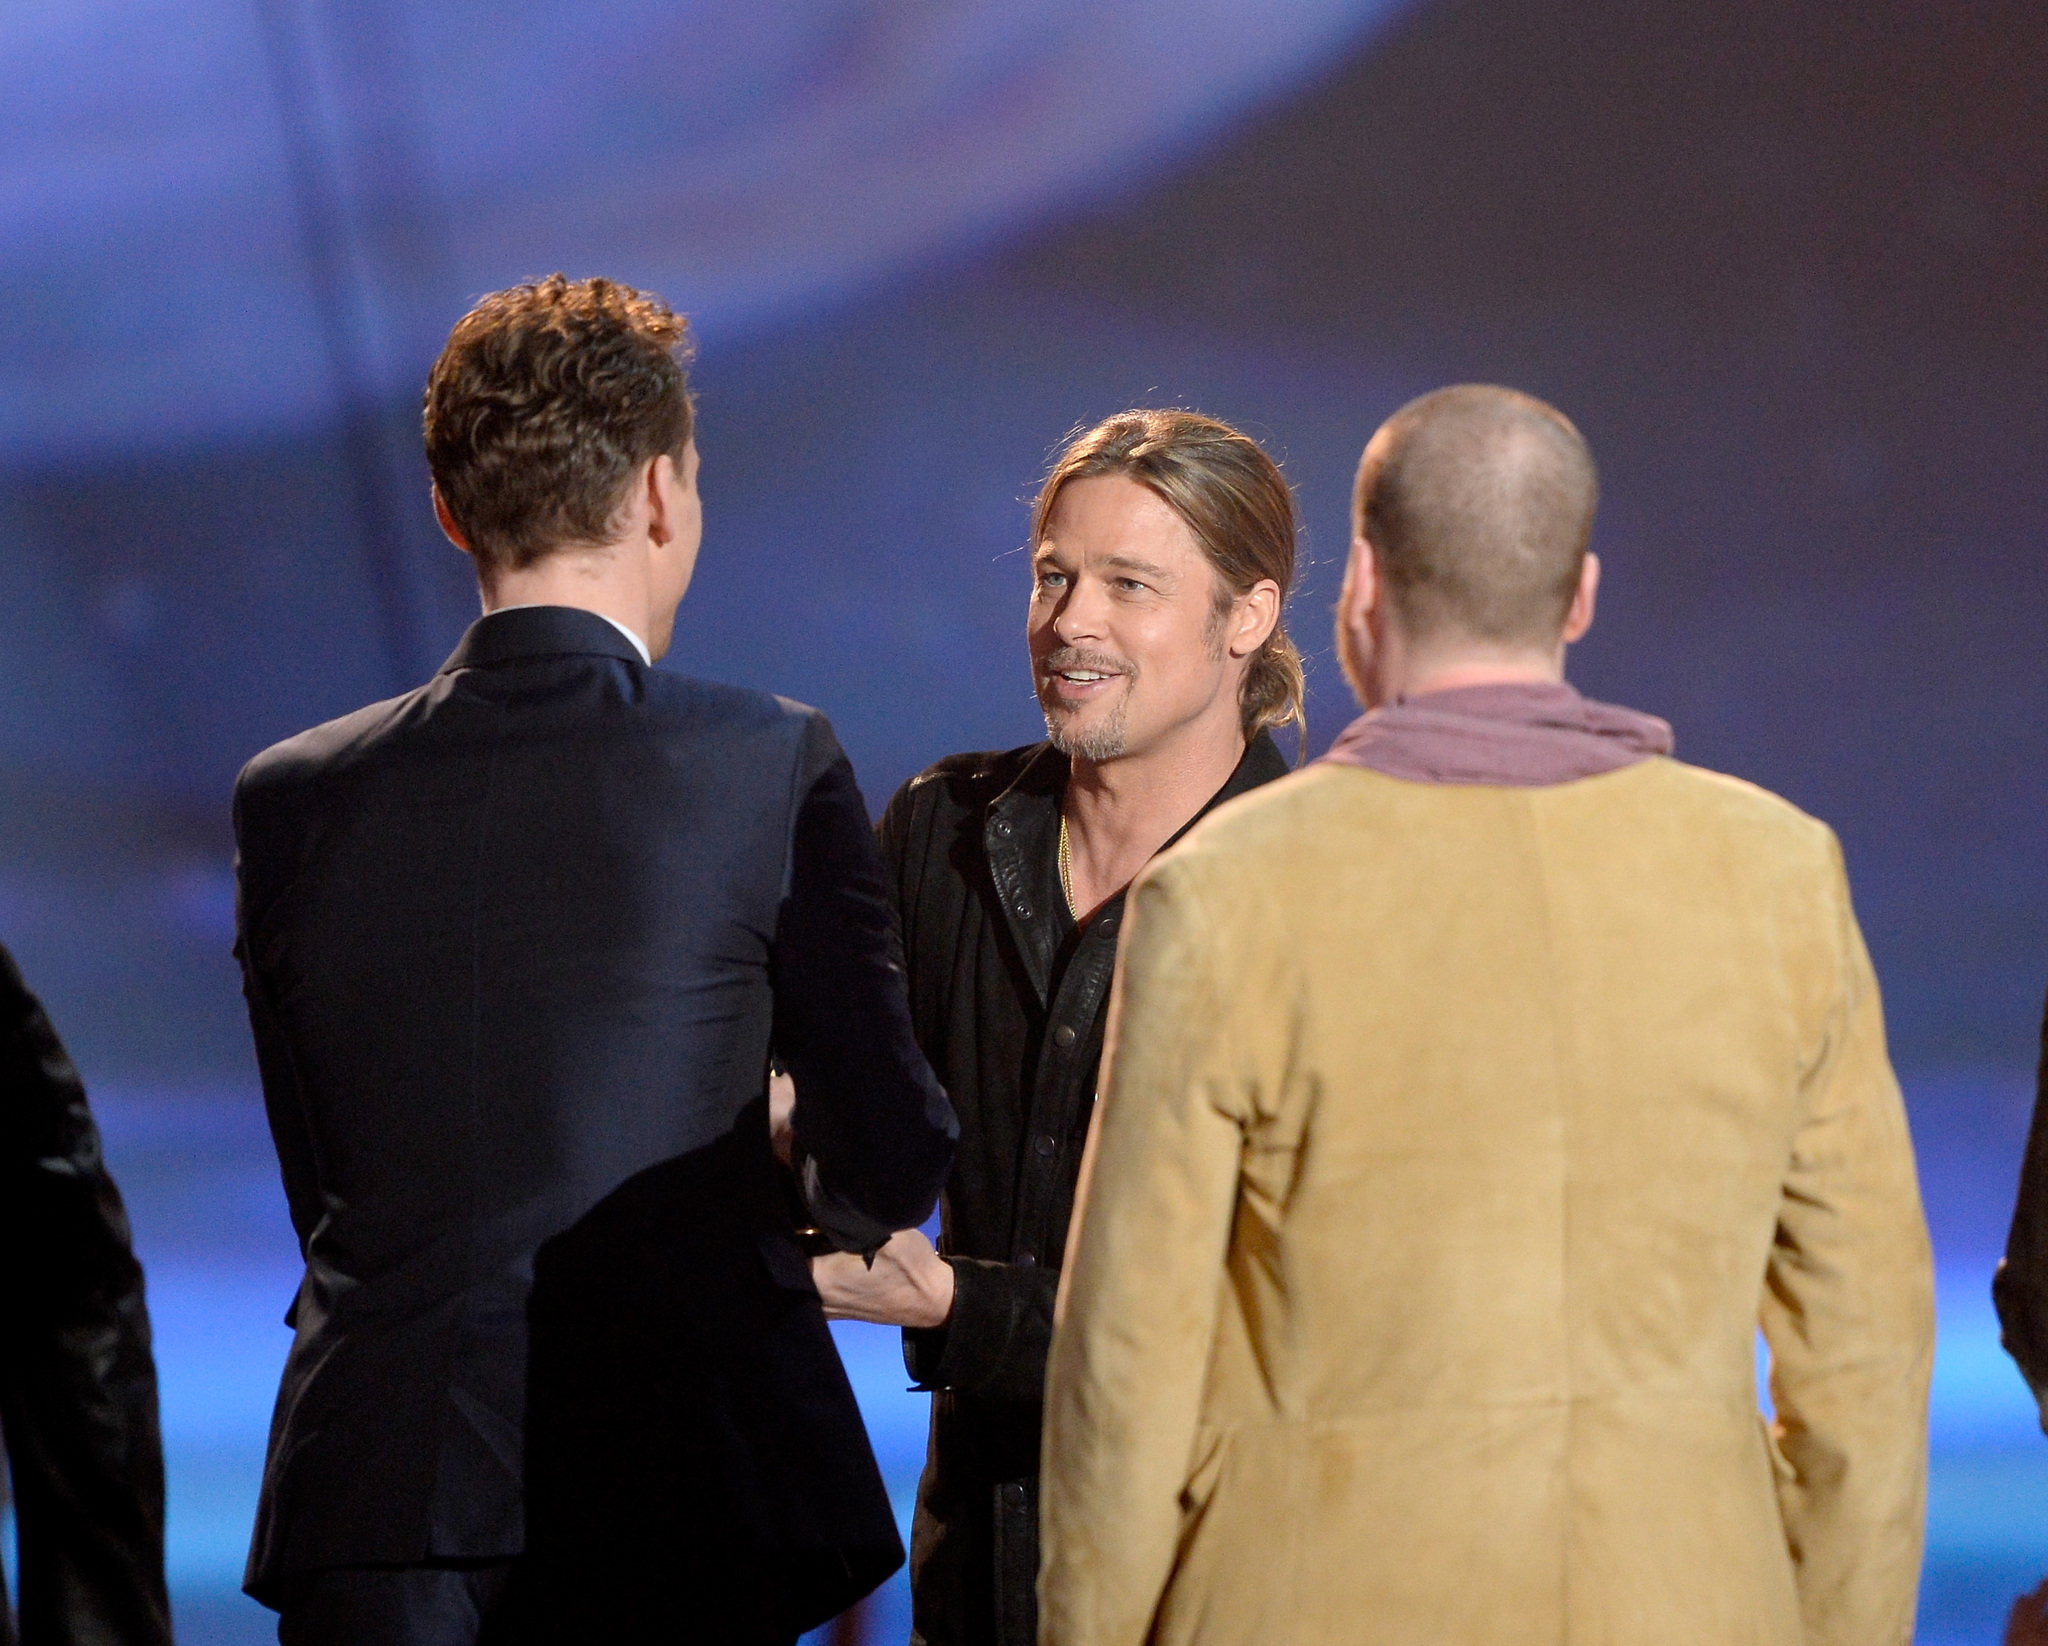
[808,409,1303,1645]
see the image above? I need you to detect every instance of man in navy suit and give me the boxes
[234,274,956,1645]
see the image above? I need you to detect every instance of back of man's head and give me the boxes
[423,274,693,575]
[1355,385,1597,649]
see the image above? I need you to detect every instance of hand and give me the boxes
[769,1070,796,1167]
[811,1227,955,1329]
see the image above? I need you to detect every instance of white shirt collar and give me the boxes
[486,603,652,667]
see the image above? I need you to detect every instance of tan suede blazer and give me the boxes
[1039,758,1934,1646]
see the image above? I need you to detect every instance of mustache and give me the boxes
[1039,647,1134,678]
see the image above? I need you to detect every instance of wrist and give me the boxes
[914,1254,956,1331]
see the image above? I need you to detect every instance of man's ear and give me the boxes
[1561,552,1600,645]
[642,454,676,546]
[432,486,472,555]
[1338,535,1379,640]
[1229,578,1282,658]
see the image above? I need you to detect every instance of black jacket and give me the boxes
[0,942,171,1646]
[1995,985,2048,1408]
[233,606,956,1636]
[878,734,1287,1646]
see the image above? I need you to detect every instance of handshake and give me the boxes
[772,1069,955,1330]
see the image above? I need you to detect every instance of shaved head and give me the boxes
[1354,385,1598,648]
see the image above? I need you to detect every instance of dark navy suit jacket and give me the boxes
[233,606,955,1633]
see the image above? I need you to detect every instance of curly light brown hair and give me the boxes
[423,274,694,572]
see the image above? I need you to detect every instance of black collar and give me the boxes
[439,606,646,674]
[981,730,1291,1002]
[991,729,1288,831]
[1162,729,1291,843]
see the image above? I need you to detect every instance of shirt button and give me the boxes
[993,819,1012,837]
[1016,1252,1037,1268]
[1098,914,1117,932]
[1053,1024,1077,1048]
[1034,1134,1057,1157]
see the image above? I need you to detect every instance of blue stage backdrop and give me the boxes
[2,1,2043,1641]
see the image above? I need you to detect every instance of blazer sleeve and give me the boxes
[872,761,921,979]
[1758,833,1935,1646]
[0,942,174,1646]
[1037,858,1246,1646]
[774,712,957,1252]
[232,775,323,1261]
[1993,986,2048,1413]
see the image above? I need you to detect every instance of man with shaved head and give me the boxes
[1353,382,1596,649]
[1040,385,1936,1645]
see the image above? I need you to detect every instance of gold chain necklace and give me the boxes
[1058,812,1077,918]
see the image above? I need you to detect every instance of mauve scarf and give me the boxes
[1320,681,1673,786]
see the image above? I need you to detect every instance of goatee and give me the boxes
[1045,699,1129,763]
[1038,646,1135,763]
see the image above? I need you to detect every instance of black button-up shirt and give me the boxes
[876,733,1287,1646]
